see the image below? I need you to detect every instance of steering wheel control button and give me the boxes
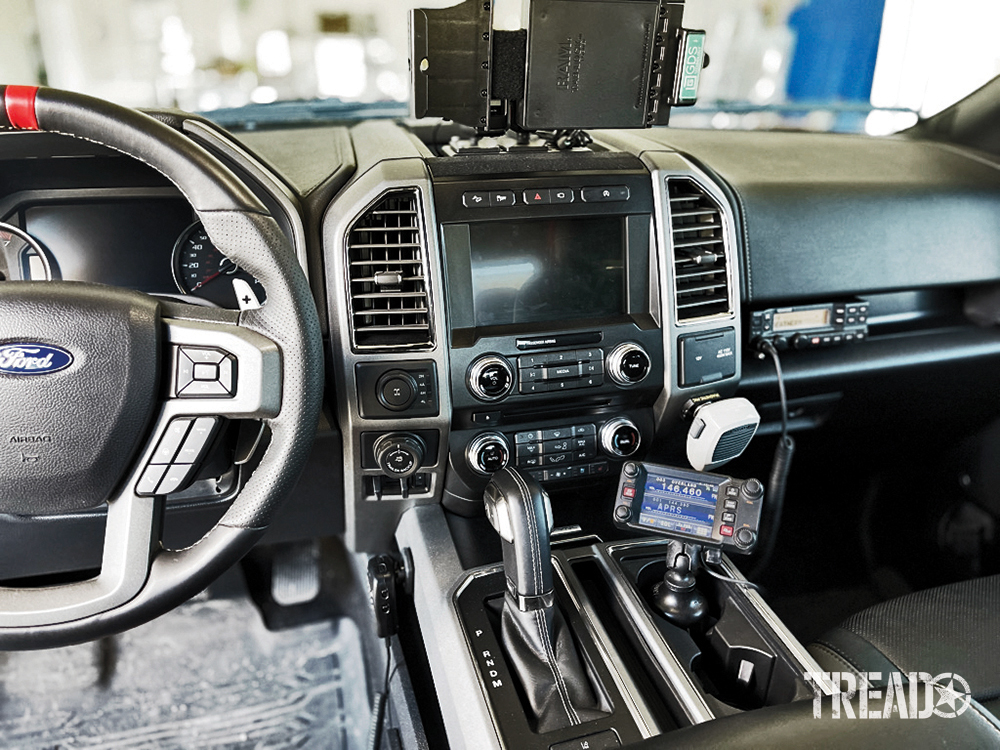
[151,418,193,464]
[175,346,236,398]
[600,417,641,458]
[175,418,219,464]
[157,463,196,495]
[376,371,418,411]
[468,355,515,402]
[136,464,169,496]
[192,363,218,381]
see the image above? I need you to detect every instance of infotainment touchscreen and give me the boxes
[467,217,624,327]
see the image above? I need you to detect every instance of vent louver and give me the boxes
[668,178,732,322]
[346,189,432,350]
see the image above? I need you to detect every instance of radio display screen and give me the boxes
[637,472,719,539]
[773,308,830,332]
[467,217,625,327]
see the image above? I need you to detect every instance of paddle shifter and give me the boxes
[483,468,603,732]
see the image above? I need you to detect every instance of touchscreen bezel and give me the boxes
[443,212,653,347]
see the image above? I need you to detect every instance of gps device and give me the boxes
[612,462,763,554]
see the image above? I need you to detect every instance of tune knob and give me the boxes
[467,355,515,402]
[600,417,642,458]
[607,343,651,386]
[466,432,511,475]
[373,433,426,479]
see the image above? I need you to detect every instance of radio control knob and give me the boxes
[607,343,651,386]
[467,355,515,402]
[374,433,425,479]
[615,505,632,522]
[466,432,511,475]
[600,417,641,458]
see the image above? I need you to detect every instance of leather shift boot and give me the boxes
[500,592,604,733]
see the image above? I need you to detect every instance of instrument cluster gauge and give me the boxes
[0,221,56,281]
[172,221,267,310]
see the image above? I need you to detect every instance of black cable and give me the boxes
[748,340,796,581]
[367,637,392,750]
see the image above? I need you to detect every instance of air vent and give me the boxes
[346,189,433,350]
[668,178,732,322]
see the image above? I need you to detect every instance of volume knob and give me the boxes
[467,355,515,402]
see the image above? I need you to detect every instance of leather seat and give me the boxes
[808,573,1000,717]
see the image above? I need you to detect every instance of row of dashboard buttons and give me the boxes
[136,416,219,496]
[462,186,630,208]
[526,461,609,483]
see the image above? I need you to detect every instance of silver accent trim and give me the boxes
[597,539,716,724]
[324,154,452,552]
[396,506,502,750]
[467,355,515,402]
[552,552,660,738]
[606,341,651,386]
[600,416,641,458]
[512,590,555,611]
[182,120,310,281]
[466,431,510,475]
[0,488,157,627]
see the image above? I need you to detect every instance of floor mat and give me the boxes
[0,592,369,749]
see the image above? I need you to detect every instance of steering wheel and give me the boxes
[0,86,323,649]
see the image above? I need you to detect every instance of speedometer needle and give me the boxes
[193,271,222,290]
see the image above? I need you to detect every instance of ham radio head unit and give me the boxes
[613,462,763,554]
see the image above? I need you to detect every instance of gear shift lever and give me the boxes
[483,468,603,732]
[483,467,555,610]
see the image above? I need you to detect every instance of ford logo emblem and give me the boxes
[0,343,74,375]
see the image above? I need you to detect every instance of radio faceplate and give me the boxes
[613,462,763,554]
[750,301,869,350]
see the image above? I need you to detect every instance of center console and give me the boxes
[433,170,666,512]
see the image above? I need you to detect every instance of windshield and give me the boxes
[2,0,998,134]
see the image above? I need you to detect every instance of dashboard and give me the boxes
[3,111,1000,566]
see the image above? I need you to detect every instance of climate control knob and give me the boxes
[607,343,651,386]
[467,355,515,402]
[466,432,511,476]
[373,433,426,479]
[600,417,642,458]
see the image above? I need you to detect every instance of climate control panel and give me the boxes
[455,413,649,486]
